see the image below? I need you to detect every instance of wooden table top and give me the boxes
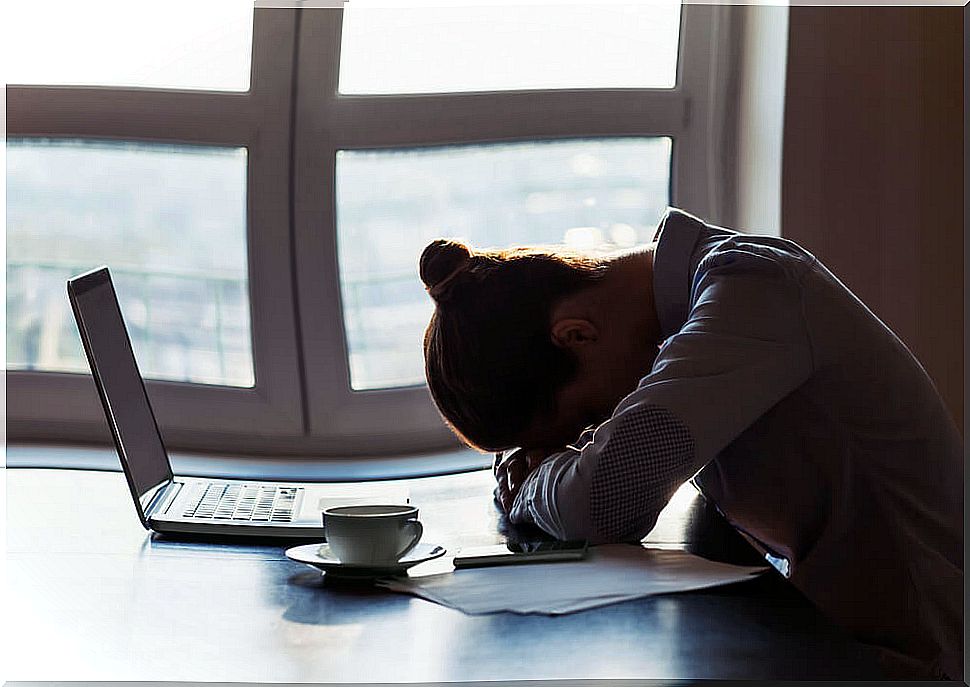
[5,462,884,682]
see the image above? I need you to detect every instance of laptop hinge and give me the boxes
[145,480,182,518]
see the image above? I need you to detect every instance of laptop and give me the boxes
[67,266,407,540]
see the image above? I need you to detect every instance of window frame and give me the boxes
[291,4,740,454]
[6,4,741,457]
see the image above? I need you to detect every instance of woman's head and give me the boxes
[420,239,609,452]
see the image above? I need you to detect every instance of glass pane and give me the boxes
[7,138,254,387]
[339,2,681,94]
[6,0,253,91]
[336,137,671,390]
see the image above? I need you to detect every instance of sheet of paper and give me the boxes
[377,544,767,615]
[315,484,410,513]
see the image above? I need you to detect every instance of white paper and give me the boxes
[377,544,767,615]
[315,484,410,512]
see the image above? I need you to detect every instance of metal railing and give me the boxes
[7,261,254,387]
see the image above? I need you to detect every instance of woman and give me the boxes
[419,207,963,680]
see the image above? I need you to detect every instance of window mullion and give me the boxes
[326,90,686,149]
[6,87,258,144]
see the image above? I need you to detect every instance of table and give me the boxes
[5,461,885,682]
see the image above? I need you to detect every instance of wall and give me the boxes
[736,4,788,237]
[781,6,964,431]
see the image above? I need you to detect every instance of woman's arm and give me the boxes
[506,249,816,543]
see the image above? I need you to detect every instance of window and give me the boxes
[7,2,739,459]
[338,3,681,93]
[6,8,302,449]
[6,0,254,91]
[7,138,252,387]
[336,138,672,391]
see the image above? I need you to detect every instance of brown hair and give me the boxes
[420,239,608,451]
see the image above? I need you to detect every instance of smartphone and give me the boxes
[453,539,589,569]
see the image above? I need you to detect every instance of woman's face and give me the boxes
[517,335,660,451]
[510,246,662,451]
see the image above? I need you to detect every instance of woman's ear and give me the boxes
[550,318,599,350]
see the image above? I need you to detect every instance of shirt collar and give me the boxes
[651,208,705,340]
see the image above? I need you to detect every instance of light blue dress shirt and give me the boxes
[508,207,963,680]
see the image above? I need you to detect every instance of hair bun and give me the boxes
[420,239,472,300]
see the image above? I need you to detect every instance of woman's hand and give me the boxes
[492,448,553,514]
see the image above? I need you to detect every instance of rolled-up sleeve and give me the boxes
[508,248,816,543]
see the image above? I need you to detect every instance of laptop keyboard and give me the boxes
[182,483,300,522]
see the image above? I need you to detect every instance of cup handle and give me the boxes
[396,520,423,560]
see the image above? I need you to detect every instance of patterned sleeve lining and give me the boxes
[589,404,695,541]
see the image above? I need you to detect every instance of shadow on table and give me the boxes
[278,567,421,627]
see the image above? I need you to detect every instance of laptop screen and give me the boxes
[69,268,173,519]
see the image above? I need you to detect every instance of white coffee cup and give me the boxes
[322,504,423,565]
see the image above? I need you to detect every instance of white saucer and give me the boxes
[285,542,447,578]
